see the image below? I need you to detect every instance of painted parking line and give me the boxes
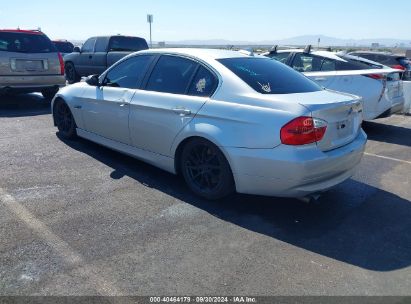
[364,152,411,165]
[0,187,121,296]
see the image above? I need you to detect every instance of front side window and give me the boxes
[145,55,198,94]
[81,38,96,53]
[188,66,218,97]
[218,57,322,94]
[103,55,154,89]
[0,32,56,53]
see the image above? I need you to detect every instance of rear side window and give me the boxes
[103,55,154,89]
[291,53,325,72]
[218,57,322,94]
[321,58,336,71]
[188,66,218,97]
[267,52,290,64]
[0,32,56,53]
[108,36,149,52]
[82,38,96,53]
[146,55,198,94]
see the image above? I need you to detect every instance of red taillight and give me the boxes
[58,52,64,75]
[280,116,327,146]
[364,74,384,80]
[392,64,406,71]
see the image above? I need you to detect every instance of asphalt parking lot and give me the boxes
[0,94,411,296]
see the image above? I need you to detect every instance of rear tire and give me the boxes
[65,62,80,84]
[180,138,235,200]
[53,100,77,139]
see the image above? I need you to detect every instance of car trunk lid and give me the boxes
[298,90,363,151]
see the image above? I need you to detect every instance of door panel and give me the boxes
[129,91,208,156]
[80,86,134,145]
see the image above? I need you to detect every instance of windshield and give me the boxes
[108,36,149,52]
[218,57,322,94]
[0,32,56,53]
[53,41,74,53]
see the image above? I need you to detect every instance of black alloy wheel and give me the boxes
[181,138,234,200]
[54,101,77,139]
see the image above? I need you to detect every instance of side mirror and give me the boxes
[73,46,81,53]
[86,74,100,86]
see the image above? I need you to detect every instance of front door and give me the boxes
[78,54,156,144]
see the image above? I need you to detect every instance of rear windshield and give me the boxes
[53,41,74,53]
[0,32,56,53]
[337,55,382,70]
[108,36,149,52]
[218,57,322,94]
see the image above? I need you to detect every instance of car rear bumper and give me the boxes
[0,75,66,92]
[226,130,367,198]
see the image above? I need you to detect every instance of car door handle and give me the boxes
[172,108,191,115]
[89,55,93,59]
[314,77,327,81]
[74,105,82,109]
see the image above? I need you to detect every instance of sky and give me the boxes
[0,0,410,42]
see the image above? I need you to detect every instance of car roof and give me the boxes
[276,49,346,62]
[137,48,256,60]
[0,29,44,35]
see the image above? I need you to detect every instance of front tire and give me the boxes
[54,100,77,139]
[180,138,234,200]
[65,62,80,84]
[41,88,59,100]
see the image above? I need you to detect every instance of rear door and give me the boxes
[79,55,155,144]
[129,55,218,156]
[76,37,96,76]
[0,31,60,76]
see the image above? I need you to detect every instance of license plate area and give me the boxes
[11,59,47,72]
[336,118,353,139]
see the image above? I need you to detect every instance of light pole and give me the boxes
[147,14,153,48]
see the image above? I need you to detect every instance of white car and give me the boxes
[52,49,366,200]
[264,47,404,120]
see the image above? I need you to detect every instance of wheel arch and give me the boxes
[52,97,78,128]
[173,133,235,179]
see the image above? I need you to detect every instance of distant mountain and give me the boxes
[166,35,411,47]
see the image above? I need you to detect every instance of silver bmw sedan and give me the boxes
[52,48,367,200]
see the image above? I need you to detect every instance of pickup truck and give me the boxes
[63,35,149,83]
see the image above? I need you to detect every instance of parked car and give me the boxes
[52,40,74,56]
[348,51,411,80]
[63,35,149,83]
[264,46,404,120]
[0,29,66,99]
[52,49,366,200]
